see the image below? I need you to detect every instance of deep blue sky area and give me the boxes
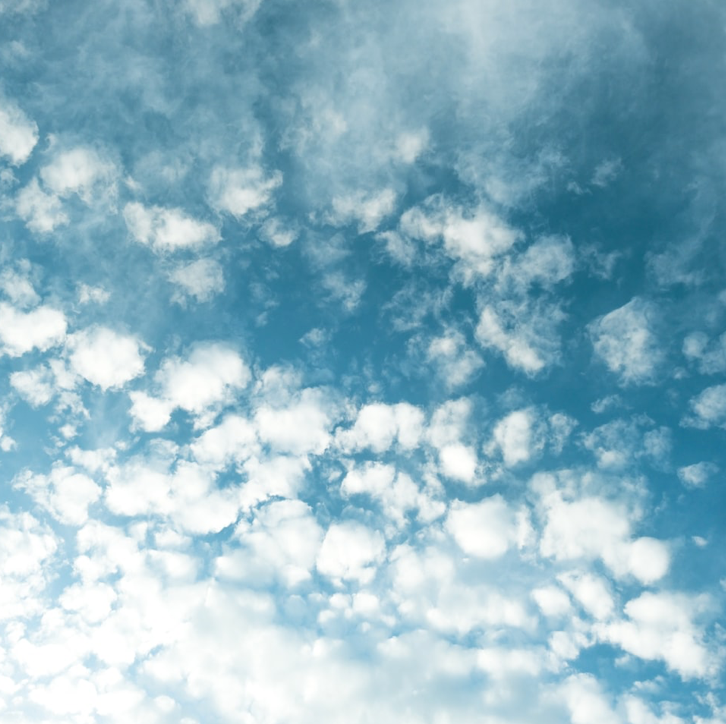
[0,0,724,722]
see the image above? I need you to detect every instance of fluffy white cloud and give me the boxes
[40,146,116,202]
[476,304,548,374]
[677,461,718,489]
[559,674,620,724]
[438,442,478,483]
[15,466,101,526]
[597,592,714,679]
[0,268,40,307]
[68,327,145,390]
[446,495,519,559]
[131,344,250,430]
[209,165,282,217]
[216,500,323,587]
[10,366,55,406]
[0,302,67,356]
[124,201,220,252]
[0,96,38,165]
[329,188,397,233]
[427,330,484,390]
[15,178,68,233]
[492,408,541,466]
[590,298,662,384]
[255,387,334,455]
[339,401,424,453]
[316,521,386,584]
[683,384,726,429]
[400,197,520,279]
[534,477,670,584]
[169,258,225,303]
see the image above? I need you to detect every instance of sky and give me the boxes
[0,0,725,721]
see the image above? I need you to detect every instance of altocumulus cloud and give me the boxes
[0,0,725,722]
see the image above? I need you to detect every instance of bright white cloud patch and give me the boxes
[317,521,386,584]
[209,165,282,218]
[0,302,67,356]
[446,495,519,558]
[16,178,69,233]
[124,201,220,252]
[169,257,225,303]
[0,96,38,165]
[590,298,662,384]
[68,327,145,389]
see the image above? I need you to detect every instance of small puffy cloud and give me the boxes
[491,408,542,467]
[77,284,110,305]
[559,674,620,724]
[10,367,55,406]
[400,197,520,278]
[0,96,38,165]
[15,466,101,526]
[677,462,718,489]
[559,572,614,620]
[590,297,662,384]
[329,188,397,233]
[438,443,478,483]
[216,500,323,587]
[531,585,571,618]
[131,343,250,431]
[598,592,715,679]
[169,258,225,304]
[476,305,549,374]
[445,495,519,559]
[208,165,282,218]
[535,479,670,584]
[68,327,145,390]
[503,235,575,290]
[192,414,257,468]
[316,521,385,584]
[16,178,68,233]
[40,147,116,203]
[683,384,726,429]
[0,302,67,356]
[426,330,484,390]
[0,268,39,307]
[341,462,444,525]
[123,201,220,252]
[339,401,424,453]
[255,387,334,455]
[682,331,726,375]
[260,217,297,247]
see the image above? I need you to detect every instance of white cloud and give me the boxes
[446,495,519,559]
[341,462,444,525]
[77,283,110,305]
[40,146,116,203]
[329,188,397,233]
[68,327,145,390]
[216,500,323,587]
[476,305,548,374]
[535,478,670,584]
[260,217,298,247]
[339,401,424,453]
[683,384,726,429]
[123,201,220,252]
[169,258,225,303]
[400,197,520,279]
[598,592,714,679]
[491,408,541,466]
[15,466,101,526]
[427,330,484,390]
[438,443,478,483]
[316,521,386,584]
[191,414,258,468]
[559,572,614,620]
[131,343,250,430]
[0,268,39,307]
[677,462,718,489]
[559,674,620,724]
[255,387,334,455]
[590,298,662,384]
[0,96,38,165]
[531,585,571,618]
[16,178,68,233]
[10,366,55,406]
[0,302,66,356]
[208,165,282,218]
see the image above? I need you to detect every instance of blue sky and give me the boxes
[0,0,725,721]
